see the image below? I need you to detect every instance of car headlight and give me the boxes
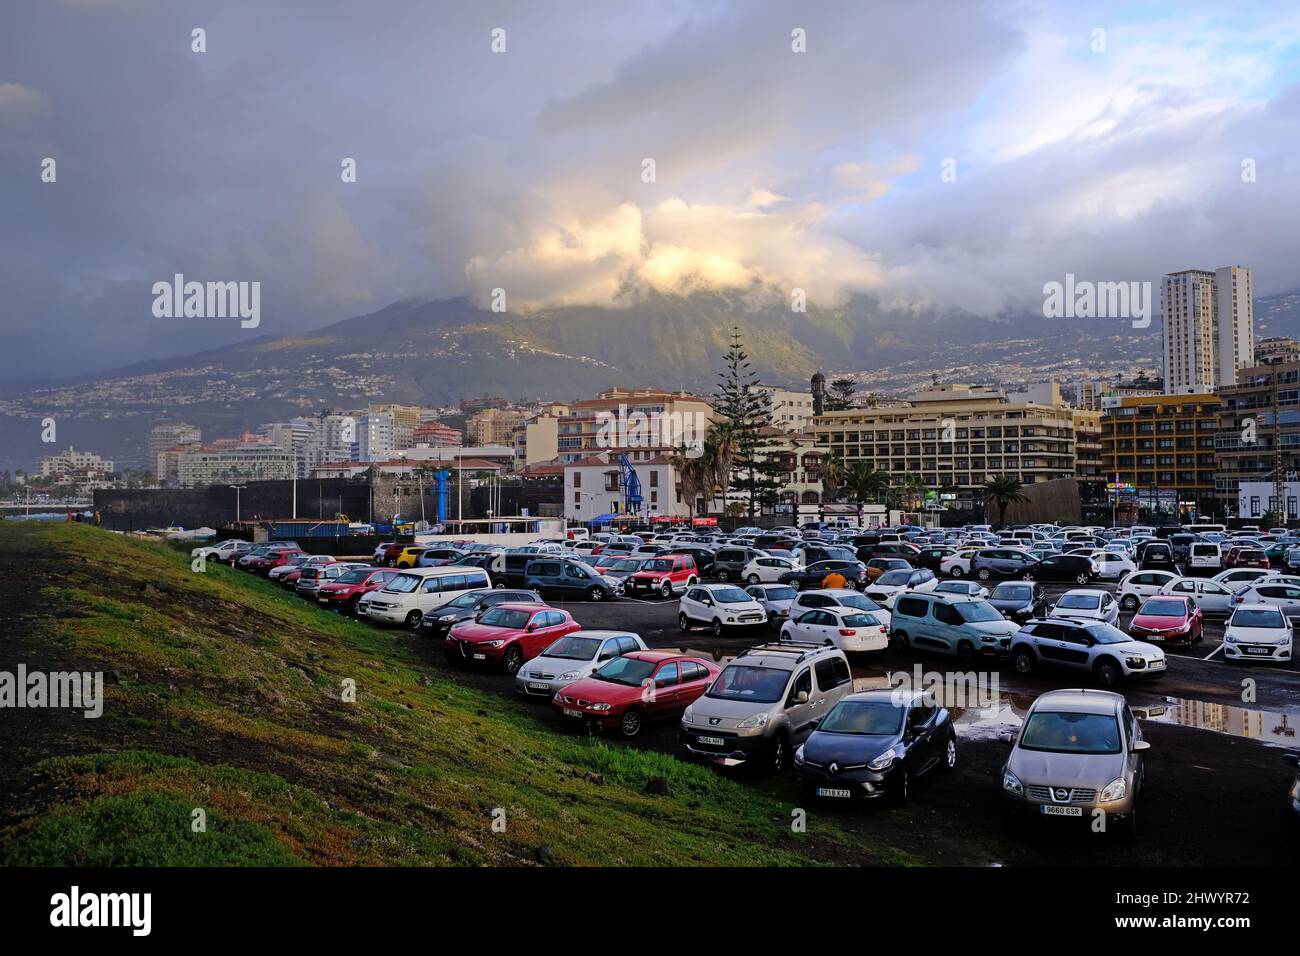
[1100,777,1127,802]
[1002,768,1024,795]
[682,705,695,723]
[484,640,506,648]
[558,671,581,681]
[1125,656,1146,668]
[439,614,457,621]
[867,747,897,771]
[1224,632,1238,643]
[736,712,769,730]
[794,745,806,765]
[589,702,612,712]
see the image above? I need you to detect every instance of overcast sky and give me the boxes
[2,0,1298,386]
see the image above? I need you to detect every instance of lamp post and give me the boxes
[229,484,246,524]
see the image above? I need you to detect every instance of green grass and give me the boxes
[0,523,904,866]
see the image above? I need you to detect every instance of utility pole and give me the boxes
[1273,357,1285,525]
[229,484,246,523]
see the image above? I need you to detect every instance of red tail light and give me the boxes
[839,628,856,636]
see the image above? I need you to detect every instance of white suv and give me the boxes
[779,604,889,654]
[679,583,769,636]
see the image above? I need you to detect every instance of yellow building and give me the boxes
[1101,393,1218,519]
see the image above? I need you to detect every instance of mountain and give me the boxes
[3,288,1298,471]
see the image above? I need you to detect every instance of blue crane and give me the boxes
[618,453,643,516]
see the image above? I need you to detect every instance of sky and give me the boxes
[2,0,1298,386]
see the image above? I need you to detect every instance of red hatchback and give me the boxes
[246,549,305,574]
[1226,547,1270,570]
[623,554,699,598]
[445,604,580,674]
[551,650,720,737]
[316,568,398,613]
[1129,595,1203,647]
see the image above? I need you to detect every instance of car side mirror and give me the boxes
[1132,740,1151,753]
[526,623,537,632]
[791,690,810,706]
[808,719,820,731]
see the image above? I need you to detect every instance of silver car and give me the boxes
[745,583,799,629]
[1001,689,1149,839]
[1008,618,1166,686]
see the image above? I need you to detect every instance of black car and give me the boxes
[856,542,922,564]
[915,545,958,574]
[987,580,1048,624]
[778,559,868,590]
[663,545,716,575]
[1138,541,1179,573]
[1022,553,1097,585]
[793,689,957,804]
[419,588,544,637]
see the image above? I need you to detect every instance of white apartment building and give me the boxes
[306,414,357,467]
[1162,265,1254,393]
[39,447,114,480]
[758,384,817,432]
[564,454,688,522]
[355,412,395,462]
[146,422,201,477]
[176,444,296,487]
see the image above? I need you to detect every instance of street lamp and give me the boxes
[229,484,246,524]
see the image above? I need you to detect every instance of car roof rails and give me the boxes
[740,641,832,663]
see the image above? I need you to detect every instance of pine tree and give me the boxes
[824,377,858,411]
[712,327,785,521]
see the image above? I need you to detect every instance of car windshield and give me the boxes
[876,571,912,586]
[477,608,532,629]
[445,593,482,609]
[833,594,882,612]
[991,584,1032,601]
[1231,608,1287,628]
[818,700,904,735]
[841,613,880,628]
[541,636,601,661]
[1020,712,1122,754]
[336,569,370,584]
[592,657,656,686]
[760,586,797,601]
[707,665,789,703]
[384,574,422,593]
[642,559,672,571]
[711,587,752,604]
[1057,594,1100,610]
[1083,623,1132,645]
[609,559,642,572]
[1140,599,1186,617]
[955,601,1003,623]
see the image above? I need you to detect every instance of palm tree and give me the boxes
[846,462,889,504]
[671,443,708,516]
[894,473,927,511]
[980,475,1030,527]
[819,452,847,501]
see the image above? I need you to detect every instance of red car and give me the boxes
[376,543,408,567]
[551,650,721,737]
[246,549,305,574]
[1128,595,1203,647]
[444,603,580,674]
[1225,547,1270,570]
[316,568,398,613]
[623,554,699,598]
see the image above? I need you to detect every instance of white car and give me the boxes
[939,548,983,578]
[1212,567,1274,588]
[1227,580,1300,617]
[191,539,249,562]
[1117,569,1181,612]
[1158,576,1235,615]
[934,580,989,600]
[514,630,648,697]
[678,583,769,636]
[779,604,889,654]
[1222,604,1293,664]
[862,568,938,610]
[740,556,799,584]
[1049,589,1120,625]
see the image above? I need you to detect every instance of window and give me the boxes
[681,661,709,682]
[617,636,640,655]
[814,657,849,691]
[654,662,680,687]
[896,597,929,618]
[786,669,812,706]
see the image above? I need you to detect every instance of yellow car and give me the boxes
[394,546,426,568]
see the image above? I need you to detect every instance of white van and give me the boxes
[363,566,493,628]
[1188,541,1223,572]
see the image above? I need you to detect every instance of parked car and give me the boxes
[1225,546,1270,570]
[621,554,698,597]
[1127,595,1203,647]
[779,605,889,654]
[1117,569,1181,612]
[295,562,367,598]
[515,630,648,698]
[552,650,721,737]
[678,583,769,636]
[1284,753,1300,825]
[779,560,868,591]
[245,548,307,574]
[1138,541,1179,573]
[915,545,958,574]
[1000,689,1147,839]
[1049,589,1120,626]
[745,583,799,629]
[418,588,544,638]
[793,689,957,804]
[789,588,888,623]
[266,554,313,583]
[1212,567,1273,588]
[681,643,854,771]
[711,547,769,582]
[889,592,1018,662]
[1222,604,1293,664]
[1229,580,1300,616]
[191,539,252,563]
[987,581,1047,624]
[1157,576,1235,615]
[740,555,800,584]
[524,557,622,601]
[1022,553,1098,585]
[315,567,399,613]
[663,545,716,575]
[236,544,297,569]
[863,567,938,609]
[415,547,467,568]
[362,566,494,628]
[971,548,1040,582]
[866,557,912,582]
[1009,619,1166,686]
[1187,541,1223,574]
[934,580,989,600]
[445,603,580,674]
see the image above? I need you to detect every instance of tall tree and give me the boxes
[824,377,858,412]
[712,327,784,521]
[846,462,890,503]
[819,451,846,501]
[980,475,1030,527]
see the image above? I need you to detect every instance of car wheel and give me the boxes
[892,630,909,650]
[1075,572,1090,585]
[891,766,910,806]
[1012,647,1035,675]
[957,640,976,666]
[941,733,957,771]
[768,734,790,773]
[503,646,524,675]
[711,619,724,638]
[1120,593,1139,612]
[404,610,422,629]
[494,581,506,589]
[716,569,729,582]
[976,568,991,581]
[678,613,692,633]
[746,574,760,585]
[619,708,642,738]
[386,558,397,567]
[659,581,673,598]
[1094,657,1121,688]
[790,579,802,591]
[587,586,604,602]
[949,565,964,578]
[1193,623,1203,644]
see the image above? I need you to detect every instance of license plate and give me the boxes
[1145,634,1162,641]
[1149,659,1165,668]
[816,787,851,799]
[528,681,550,691]
[1040,805,1082,817]
[318,598,329,604]
[563,708,583,717]
[697,736,726,746]
[1245,646,1271,655]
[473,653,486,660]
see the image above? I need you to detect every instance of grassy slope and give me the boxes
[0,523,911,866]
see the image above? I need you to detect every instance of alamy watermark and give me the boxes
[152,273,261,329]
[1,664,103,718]
[1042,273,1151,329]
[887,664,999,709]
[595,403,707,458]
